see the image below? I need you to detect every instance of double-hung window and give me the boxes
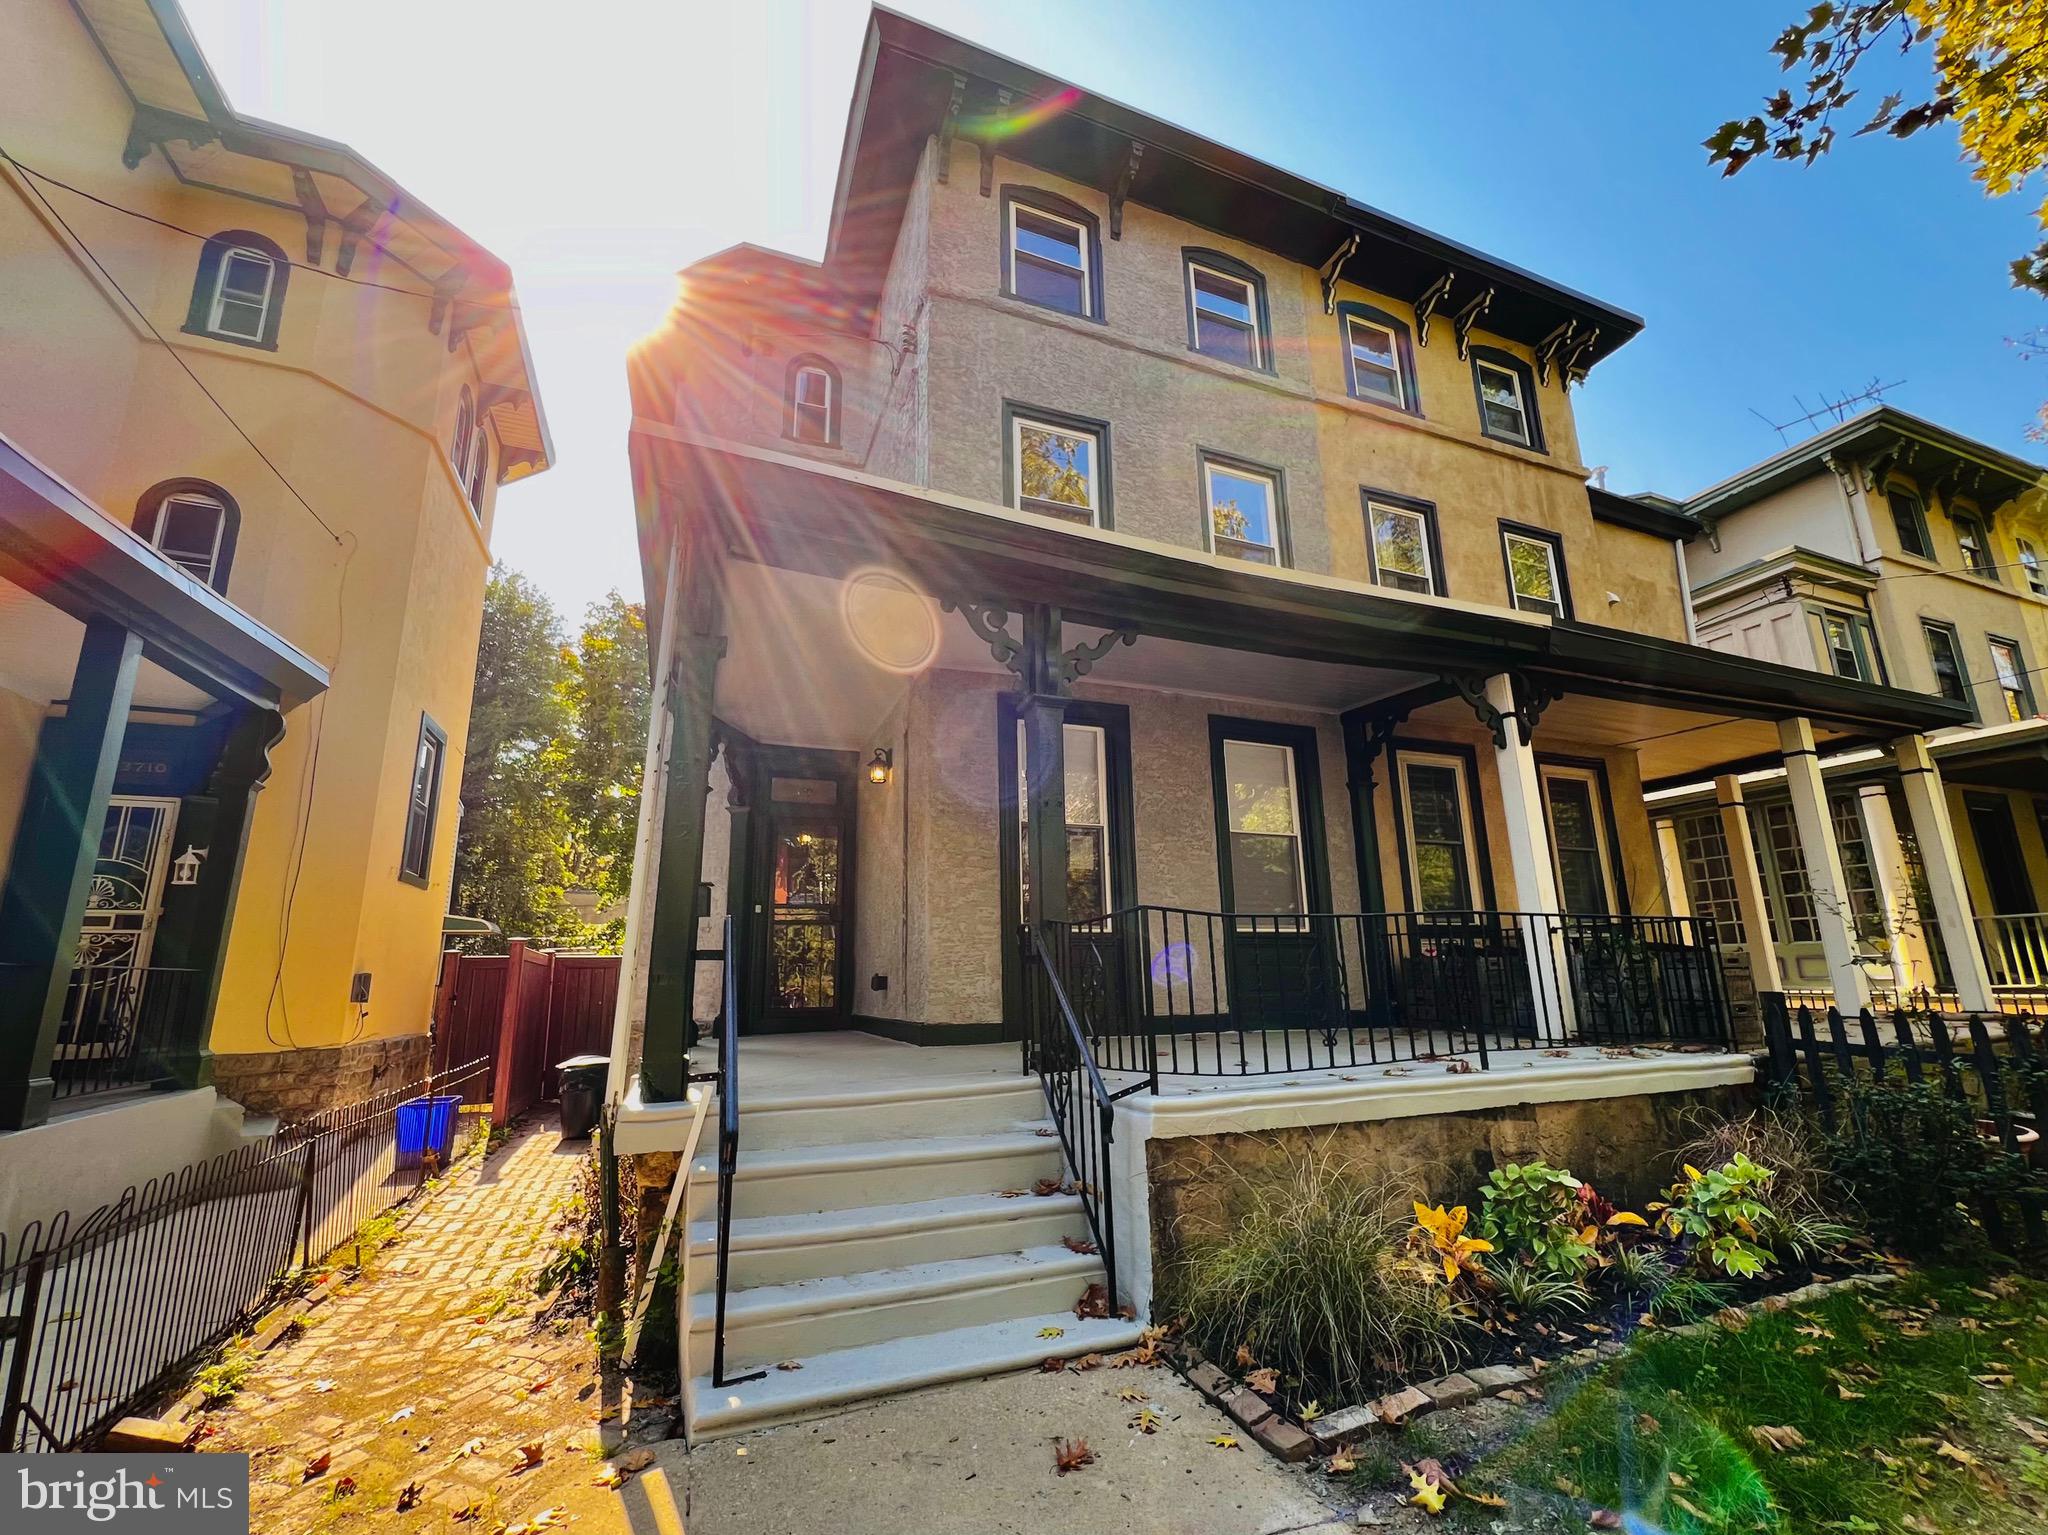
[1011,412,1103,526]
[790,365,834,444]
[1818,609,1882,682]
[1203,456,1283,565]
[1922,622,1973,715]
[1475,359,1531,445]
[1887,486,1933,559]
[1186,259,1263,369]
[1008,202,1091,317]
[1500,525,1568,617]
[1220,737,1307,917]
[1954,510,1996,579]
[1017,721,1113,922]
[208,246,277,341]
[1365,495,1440,596]
[2020,537,2046,598]
[1990,636,2037,721]
[1344,313,1406,408]
[1399,753,1481,913]
[148,493,230,588]
[1828,793,1887,947]
[1539,765,1615,914]
[400,716,447,886]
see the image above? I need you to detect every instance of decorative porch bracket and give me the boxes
[1438,670,1560,750]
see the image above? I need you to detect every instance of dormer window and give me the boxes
[1953,508,1996,580]
[1470,348,1544,451]
[785,355,841,447]
[1184,253,1265,369]
[184,230,290,349]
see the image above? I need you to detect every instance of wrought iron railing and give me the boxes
[1020,926,1146,1307]
[50,964,194,1104]
[707,914,763,1390]
[1038,906,1730,1078]
[0,1057,489,1451]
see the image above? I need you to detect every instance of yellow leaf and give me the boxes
[1038,1326,1065,1339]
[1460,1488,1508,1509]
[1467,1237,1495,1253]
[1326,1446,1357,1474]
[1407,1471,1448,1515]
[1209,1434,1240,1450]
[1838,1384,1865,1400]
[1443,1255,1460,1284]
[1682,1164,1702,1181]
[1578,1224,1599,1246]
[1300,1400,1323,1423]
[1935,1441,1980,1467]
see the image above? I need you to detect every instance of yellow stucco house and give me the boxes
[0,0,550,1225]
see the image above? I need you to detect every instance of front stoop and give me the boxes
[683,1075,1134,1438]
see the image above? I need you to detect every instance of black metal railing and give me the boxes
[0,1057,489,1451]
[50,965,194,1104]
[1760,994,2047,1253]
[1037,907,1730,1078]
[1021,926,1146,1306]
[708,914,763,1390]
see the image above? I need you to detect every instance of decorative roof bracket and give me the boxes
[1533,319,1576,385]
[1560,324,1600,388]
[1059,626,1137,684]
[1452,286,1494,360]
[1861,447,1898,493]
[978,88,1012,198]
[941,597,1023,676]
[1318,231,1359,315]
[1413,271,1456,347]
[334,201,386,278]
[291,169,328,266]
[934,73,965,186]
[1109,141,1143,240]
[120,104,216,171]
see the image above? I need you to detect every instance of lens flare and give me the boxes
[961,87,1081,142]
[1150,942,1196,987]
[840,567,938,674]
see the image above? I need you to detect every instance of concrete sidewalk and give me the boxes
[659,1365,1355,1535]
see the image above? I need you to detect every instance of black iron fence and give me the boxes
[0,1057,489,1451]
[1038,907,1730,1079]
[51,965,193,1104]
[1760,994,2048,1254]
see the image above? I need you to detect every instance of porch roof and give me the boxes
[0,431,328,709]
[633,427,1967,781]
[1646,717,2048,809]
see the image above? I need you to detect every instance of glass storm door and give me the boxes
[765,776,849,1025]
[76,797,179,972]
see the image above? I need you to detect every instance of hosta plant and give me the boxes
[1409,1202,1494,1286]
[1652,1155,1778,1278]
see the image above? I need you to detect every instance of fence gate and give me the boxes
[431,945,622,1119]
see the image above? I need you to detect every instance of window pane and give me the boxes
[1014,209,1083,269]
[1823,615,1862,679]
[1064,725,1104,825]
[1889,491,1931,558]
[1348,319,1403,405]
[1229,832,1303,914]
[1478,365,1528,441]
[1544,776,1608,914]
[1013,208,1086,315]
[214,251,272,338]
[156,496,222,579]
[1208,465,1276,560]
[1405,763,1472,913]
[1018,723,1114,919]
[1505,533,1559,612]
[1756,803,1819,945]
[1193,268,1253,323]
[1017,422,1095,519]
[1194,311,1257,368]
[1677,812,1745,944]
[1223,740,1296,835]
[1371,505,1431,593]
[1829,794,1886,943]
[1926,626,1968,704]
[1067,827,1107,921]
[772,823,840,909]
[1014,258,1085,313]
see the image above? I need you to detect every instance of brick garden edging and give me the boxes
[1169,1269,1901,1463]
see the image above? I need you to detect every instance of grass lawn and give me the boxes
[1404,1270,2048,1534]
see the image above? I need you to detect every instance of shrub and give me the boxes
[1408,1202,1493,1287]
[1479,1161,1597,1276]
[1675,1105,1830,1222]
[1824,1070,2029,1257]
[1652,1156,1777,1278]
[1167,1151,1463,1404]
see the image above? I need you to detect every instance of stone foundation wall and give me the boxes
[627,1149,683,1282]
[211,1033,432,1122]
[1147,1083,1758,1272]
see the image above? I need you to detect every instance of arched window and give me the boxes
[785,355,841,446]
[465,425,490,514]
[134,480,239,593]
[183,230,290,349]
[453,387,476,483]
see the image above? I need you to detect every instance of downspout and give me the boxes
[1673,538,1700,645]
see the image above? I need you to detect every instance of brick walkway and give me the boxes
[201,1119,673,1535]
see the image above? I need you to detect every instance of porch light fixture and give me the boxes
[866,747,893,785]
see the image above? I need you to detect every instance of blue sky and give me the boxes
[178,0,2045,617]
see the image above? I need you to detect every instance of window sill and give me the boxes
[398,871,431,890]
[1000,288,1106,327]
[178,323,278,353]
[1189,346,1277,380]
[1479,427,1545,455]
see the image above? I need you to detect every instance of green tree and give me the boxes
[452,565,578,946]
[555,592,651,948]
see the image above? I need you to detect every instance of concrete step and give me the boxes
[688,1246,1103,1369]
[688,1191,1093,1289]
[731,1076,1049,1151]
[687,1132,1068,1220]
[687,1310,1145,1439]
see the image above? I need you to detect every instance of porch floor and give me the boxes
[694,1029,1749,1103]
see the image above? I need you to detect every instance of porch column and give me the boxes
[643,549,725,1101]
[1019,607,1069,930]
[1654,819,1691,917]
[1893,733,1997,1012]
[0,620,142,1130]
[1714,774,1784,995]
[1853,782,1919,995]
[1777,717,1870,1010]
[147,706,285,1090]
[1483,674,1569,1039]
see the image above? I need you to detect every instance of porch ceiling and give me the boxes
[0,573,212,711]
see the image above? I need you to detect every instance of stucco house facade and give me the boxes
[1659,410,2048,1008]
[0,0,550,1230]
[610,11,1973,1437]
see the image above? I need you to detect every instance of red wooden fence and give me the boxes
[430,945,622,1121]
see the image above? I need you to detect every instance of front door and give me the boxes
[757,762,855,1030]
[63,796,179,1067]
[1966,793,2037,915]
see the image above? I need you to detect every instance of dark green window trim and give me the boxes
[1335,300,1421,415]
[134,478,240,595]
[1952,505,1998,582]
[1988,633,2038,721]
[1002,400,1113,529]
[1921,619,1976,720]
[1360,486,1447,597]
[1468,345,1545,453]
[1208,715,1332,914]
[1181,247,1273,374]
[1885,483,1933,560]
[1807,603,1886,685]
[182,229,289,351]
[1197,447,1292,568]
[998,184,1105,324]
[399,713,447,888]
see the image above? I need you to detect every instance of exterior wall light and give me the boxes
[866,747,893,785]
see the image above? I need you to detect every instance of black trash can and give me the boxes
[557,1054,611,1140]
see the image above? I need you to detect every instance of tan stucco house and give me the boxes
[608,10,1972,1438]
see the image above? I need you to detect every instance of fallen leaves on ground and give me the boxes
[1589,1511,1622,1530]
[616,1449,657,1474]
[1326,1446,1357,1473]
[302,1452,331,1480]
[1038,1326,1066,1339]
[1129,1406,1162,1434]
[1935,1440,1980,1467]
[1074,1283,1111,1319]
[1054,1437,1095,1475]
[1033,1177,1064,1197]
[1112,1342,1158,1368]
[1299,1400,1323,1422]
[327,1476,356,1500]
[1749,1424,1809,1453]
[1209,1434,1240,1450]
[452,1503,483,1524]
[388,1404,414,1422]
[1116,1386,1148,1402]
[515,1441,545,1469]
[592,1465,625,1489]
[1060,1235,1098,1255]
[1244,1367,1279,1394]
[394,1482,422,1512]
[313,1379,337,1393]
[1070,1353,1105,1372]
[456,1438,485,1459]
[776,1359,803,1372]
[1234,1345,1258,1369]
[1039,1357,1066,1373]
[1405,1467,1447,1515]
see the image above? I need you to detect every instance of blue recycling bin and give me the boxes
[395,1093,461,1167]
